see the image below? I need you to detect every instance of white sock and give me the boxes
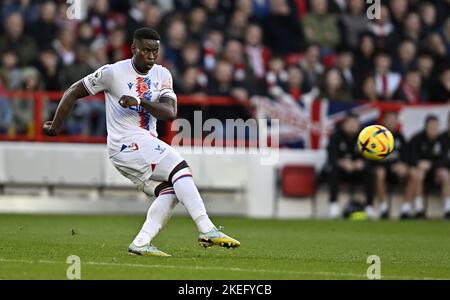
[400,202,412,214]
[444,197,450,212]
[173,175,215,233]
[133,193,178,247]
[380,200,389,213]
[414,196,424,212]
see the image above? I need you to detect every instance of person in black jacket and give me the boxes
[409,115,450,219]
[438,112,450,219]
[327,113,374,219]
[373,111,413,219]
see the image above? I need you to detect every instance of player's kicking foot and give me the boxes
[198,227,240,249]
[128,243,171,257]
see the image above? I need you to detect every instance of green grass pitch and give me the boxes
[0,214,449,279]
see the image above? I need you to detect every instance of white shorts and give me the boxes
[110,134,184,190]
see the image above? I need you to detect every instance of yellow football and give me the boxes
[357,125,395,161]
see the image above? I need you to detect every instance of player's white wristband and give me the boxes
[133,96,141,106]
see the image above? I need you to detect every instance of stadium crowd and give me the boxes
[0,0,450,135]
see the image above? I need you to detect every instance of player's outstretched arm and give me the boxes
[118,95,177,121]
[43,80,90,136]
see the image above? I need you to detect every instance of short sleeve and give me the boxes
[82,65,112,95]
[159,67,177,101]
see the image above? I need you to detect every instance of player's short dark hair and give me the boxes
[133,28,160,41]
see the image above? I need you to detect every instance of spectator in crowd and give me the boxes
[264,0,302,55]
[186,5,206,41]
[53,27,76,66]
[393,39,417,76]
[164,18,187,71]
[353,32,376,86]
[11,67,43,135]
[397,68,428,103]
[143,4,162,35]
[327,113,375,219]
[373,111,411,219]
[244,23,271,82]
[335,47,356,97]
[0,51,22,90]
[299,44,324,91]
[373,51,402,100]
[78,22,96,47]
[107,28,131,63]
[26,0,58,50]
[226,10,249,41]
[179,41,202,72]
[417,51,435,97]
[268,65,305,104]
[419,1,438,35]
[426,33,449,67]
[125,0,148,44]
[339,0,369,50]
[36,47,61,91]
[60,45,94,90]
[319,68,352,102]
[401,12,422,44]
[302,0,340,52]
[367,4,399,51]
[389,0,409,28]
[0,73,13,134]
[203,28,225,72]
[439,112,450,219]
[441,18,450,56]
[408,115,450,219]
[265,56,288,95]
[0,12,37,67]
[359,75,378,102]
[208,59,248,103]
[430,67,450,102]
[176,66,207,95]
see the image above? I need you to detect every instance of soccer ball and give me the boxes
[357,125,394,161]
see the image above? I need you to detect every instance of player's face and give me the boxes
[134,39,159,71]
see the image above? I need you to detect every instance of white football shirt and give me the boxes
[82,59,176,157]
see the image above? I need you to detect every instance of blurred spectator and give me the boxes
[265,56,288,94]
[374,111,411,219]
[401,12,422,44]
[441,17,450,56]
[430,68,450,102]
[319,68,352,102]
[439,112,450,219]
[222,39,256,93]
[419,2,438,34]
[299,44,324,90]
[409,115,450,219]
[186,6,206,41]
[302,0,340,51]
[203,29,224,72]
[107,28,131,63]
[202,0,228,29]
[244,23,271,81]
[144,4,162,34]
[335,47,356,97]
[0,51,22,90]
[125,0,148,44]
[176,66,207,95]
[36,47,62,91]
[417,51,435,96]
[60,45,94,90]
[373,51,402,100]
[393,39,417,76]
[27,0,58,50]
[397,68,428,103]
[88,37,109,70]
[426,33,449,67]
[180,41,202,72]
[0,12,38,66]
[264,0,302,55]
[11,67,43,135]
[339,0,369,49]
[367,5,400,51]
[0,73,13,134]
[53,27,76,66]
[326,113,374,219]
[359,75,378,102]
[353,32,376,86]
[389,0,409,28]
[164,18,187,71]
[226,10,249,40]
[208,59,248,102]
[78,22,96,46]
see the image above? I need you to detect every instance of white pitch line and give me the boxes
[0,258,448,280]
